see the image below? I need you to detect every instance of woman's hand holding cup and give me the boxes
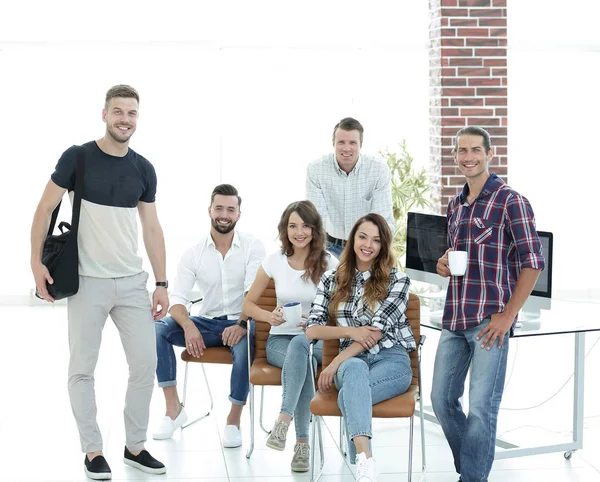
[270,305,285,326]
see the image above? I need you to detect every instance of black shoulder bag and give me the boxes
[40,148,85,300]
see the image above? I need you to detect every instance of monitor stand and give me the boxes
[519,307,542,322]
[515,296,551,329]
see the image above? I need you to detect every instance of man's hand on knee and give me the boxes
[222,325,246,347]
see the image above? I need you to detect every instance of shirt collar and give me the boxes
[206,230,241,248]
[333,153,363,176]
[355,268,372,282]
[459,172,504,204]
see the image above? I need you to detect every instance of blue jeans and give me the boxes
[326,240,344,259]
[266,334,322,440]
[155,315,253,405]
[431,317,509,482]
[334,345,413,461]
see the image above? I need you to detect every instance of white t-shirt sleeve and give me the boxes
[261,251,279,279]
[326,253,340,270]
[245,238,266,293]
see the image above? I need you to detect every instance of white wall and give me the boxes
[509,0,600,300]
[0,1,430,300]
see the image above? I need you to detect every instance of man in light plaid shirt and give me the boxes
[306,117,394,258]
[431,126,545,482]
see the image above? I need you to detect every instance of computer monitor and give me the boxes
[521,231,553,320]
[405,212,449,287]
[405,212,553,320]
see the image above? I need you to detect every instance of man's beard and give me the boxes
[212,218,237,234]
[107,124,134,144]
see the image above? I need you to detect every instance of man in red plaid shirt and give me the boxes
[431,126,545,482]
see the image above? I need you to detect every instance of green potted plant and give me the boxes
[380,140,431,270]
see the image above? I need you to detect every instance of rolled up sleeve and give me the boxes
[169,247,200,308]
[505,194,545,271]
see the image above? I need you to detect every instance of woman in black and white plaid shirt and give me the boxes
[306,213,415,482]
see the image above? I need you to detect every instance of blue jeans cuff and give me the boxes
[158,380,177,388]
[229,395,246,406]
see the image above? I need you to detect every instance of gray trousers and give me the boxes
[67,272,156,453]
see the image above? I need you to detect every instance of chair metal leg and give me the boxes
[246,382,255,458]
[308,342,325,481]
[416,338,427,473]
[182,361,189,407]
[259,386,271,434]
[182,363,213,429]
[339,418,347,457]
[408,415,414,482]
[419,394,426,472]
[317,416,324,470]
[309,414,317,481]
[246,325,255,458]
[309,414,325,482]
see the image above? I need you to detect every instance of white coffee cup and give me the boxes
[282,302,302,326]
[448,250,468,276]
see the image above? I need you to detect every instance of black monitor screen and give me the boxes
[406,212,448,274]
[531,231,553,298]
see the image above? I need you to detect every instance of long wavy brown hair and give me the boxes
[277,200,329,285]
[328,213,396,325]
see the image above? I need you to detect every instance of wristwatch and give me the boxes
[237,319,248,329]
[156,281,169,288]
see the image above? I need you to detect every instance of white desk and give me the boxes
[418,298,600,460]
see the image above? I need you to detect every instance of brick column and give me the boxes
[429,0,507,213]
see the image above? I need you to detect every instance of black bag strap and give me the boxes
[46,147,85,236]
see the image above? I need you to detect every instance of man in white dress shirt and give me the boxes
[306,117,394,258]
[153,184,265,447]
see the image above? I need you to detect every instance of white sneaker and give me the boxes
[223,425,242,448]
[152,407,188,440]
[355,452,377,482]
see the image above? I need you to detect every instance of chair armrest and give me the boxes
[247,318,255,377]
[186,297,204,316]
[309,343,318,393]
[416,335,425,401]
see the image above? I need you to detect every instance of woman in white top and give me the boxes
[243,200,338,473]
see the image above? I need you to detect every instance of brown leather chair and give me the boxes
[308,293,426,482]
[245,279,280,458]
[179,297,235,429]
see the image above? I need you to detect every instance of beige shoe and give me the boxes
[291,442,310,472]
[265,420,289,451]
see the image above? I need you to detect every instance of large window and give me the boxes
[1,2,429,300]
[509,0,600,300]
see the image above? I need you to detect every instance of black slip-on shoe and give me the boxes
[123,446,166,475]
[84,455,112,480]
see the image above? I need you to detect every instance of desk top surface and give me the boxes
[420,298,600,337]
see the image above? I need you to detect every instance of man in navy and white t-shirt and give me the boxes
[30,85,168,480]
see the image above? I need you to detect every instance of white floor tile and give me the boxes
[2,304,600,481]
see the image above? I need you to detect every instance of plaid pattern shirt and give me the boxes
[306,267,416,354]
[306,153,395,240]
[443,173,546,331]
